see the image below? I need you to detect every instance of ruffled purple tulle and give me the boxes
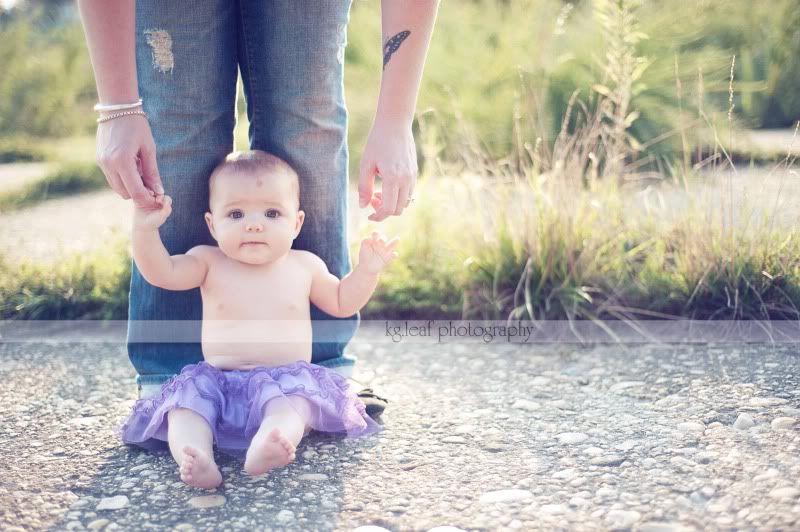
[118,360,383,452]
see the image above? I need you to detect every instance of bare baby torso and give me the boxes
[198,247,313,370]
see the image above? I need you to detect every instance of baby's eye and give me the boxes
[265,209,281,219]
[228,210,243,219]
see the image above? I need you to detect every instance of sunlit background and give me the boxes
[1,0,799,323]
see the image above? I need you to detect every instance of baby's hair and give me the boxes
[208,150,300,208]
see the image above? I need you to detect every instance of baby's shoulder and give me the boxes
[289,249,325,273]
[186,244,223,265]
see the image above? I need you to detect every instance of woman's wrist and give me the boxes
[94,98,142,112]
[97,109,147,123]
[373,108,415,130]
[95,98,145,123]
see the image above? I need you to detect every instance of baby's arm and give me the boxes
[306,233,399,318]
[132,194,209,290]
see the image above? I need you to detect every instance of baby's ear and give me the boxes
[204,212,217,241]
[294,210,305,238]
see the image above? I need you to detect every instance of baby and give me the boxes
[118,149,398,489]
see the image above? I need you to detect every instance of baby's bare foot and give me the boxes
[179,446,222,489]
[244,427,296,476]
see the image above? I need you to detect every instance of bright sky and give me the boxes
[0,0,18,9]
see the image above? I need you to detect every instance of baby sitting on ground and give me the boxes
[118,149,398,489]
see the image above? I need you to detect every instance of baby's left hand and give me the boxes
[358,232,399,274]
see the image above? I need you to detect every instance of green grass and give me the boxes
[453,176,800,323]
[0,136,49,163]
[5,170,800,323]
[0,234,130,320]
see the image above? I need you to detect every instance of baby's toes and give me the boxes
[180,449,196,475]
[278,435,295,454]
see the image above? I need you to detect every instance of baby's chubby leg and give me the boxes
[244,395,313,476]
[167,408,222,489]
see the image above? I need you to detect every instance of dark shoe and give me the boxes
[348,378,388,418]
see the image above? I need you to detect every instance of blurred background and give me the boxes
[1,0,799,324]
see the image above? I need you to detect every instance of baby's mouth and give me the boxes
[241,241,267,246]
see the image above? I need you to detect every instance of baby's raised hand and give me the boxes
[358,232,399,274]
[133,192,172,231]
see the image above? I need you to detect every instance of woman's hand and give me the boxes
[358,117,418,222]
[96,114,164,209]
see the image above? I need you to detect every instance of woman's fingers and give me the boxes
[139,142,164,195]
[96,115,161,205]
[118,157,158,209]
[108,170,131,199]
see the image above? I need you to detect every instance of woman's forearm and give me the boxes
[76,0,139,104]
[375,0,440,125]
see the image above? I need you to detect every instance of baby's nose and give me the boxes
[246,221,264,232]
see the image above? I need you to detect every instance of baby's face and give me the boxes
[204,171,304,265]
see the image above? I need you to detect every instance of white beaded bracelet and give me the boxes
[94,99,143,112]
[97,110,147,123]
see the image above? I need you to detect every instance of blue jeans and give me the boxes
[128,0,358,387]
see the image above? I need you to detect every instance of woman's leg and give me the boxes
[167,408,222,489]
[129,0,239,394]
[237,0,358,377]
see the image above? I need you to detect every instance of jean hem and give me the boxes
[136,373,176,387]
[313,354,357,379]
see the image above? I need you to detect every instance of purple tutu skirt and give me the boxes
[118,360,383,452]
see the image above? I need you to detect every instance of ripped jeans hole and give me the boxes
[144,29,175,74]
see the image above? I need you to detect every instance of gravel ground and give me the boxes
[0,323,798,531]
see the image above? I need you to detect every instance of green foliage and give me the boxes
[358,173,466,319]
[346,0,797,171]
[0,135,49,162]
[0,161,105,211]
[365,259,463,319]
[1,0,796,161]
[0,12,96,137]
[757,1,800,127]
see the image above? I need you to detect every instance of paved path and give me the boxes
[0,323,798,531]
[0,163,55,194]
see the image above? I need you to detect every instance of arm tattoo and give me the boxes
[383,30,410,69]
